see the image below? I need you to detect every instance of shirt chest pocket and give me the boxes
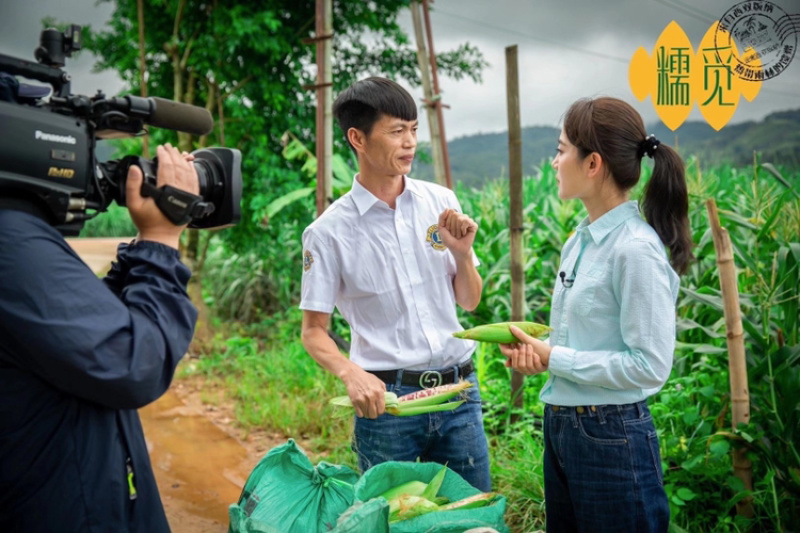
[569,262,607,317]
[341,240,400,295]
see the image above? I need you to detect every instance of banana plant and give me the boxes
[263,131,356,222]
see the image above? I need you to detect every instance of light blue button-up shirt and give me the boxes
[540,201,680,406]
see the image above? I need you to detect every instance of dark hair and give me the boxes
[563,97,693,275]
[332,77,417,150]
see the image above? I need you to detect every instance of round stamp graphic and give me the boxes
[714,0,799,81]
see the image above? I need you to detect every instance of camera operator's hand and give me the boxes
[126,144,199,249]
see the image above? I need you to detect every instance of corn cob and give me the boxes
[452,321,551,343]
[330,380,473,416]
[379,463,447,518]
[388,494,440,522]
[438,491,498,511]
[395,381,473,407]
[386,381,473,416]
[378,480,427,500]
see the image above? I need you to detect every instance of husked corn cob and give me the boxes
[395,380,472,406]
[452,321,551,343]
[386,380,473,416]
[329,380,473,417]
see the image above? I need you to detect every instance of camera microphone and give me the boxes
[98,95,214,136]
[148,97,214,136]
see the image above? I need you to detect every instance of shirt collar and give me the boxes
[577,201,640,244]
[350,174,421,216]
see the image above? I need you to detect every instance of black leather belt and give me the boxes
[367,360,474,388]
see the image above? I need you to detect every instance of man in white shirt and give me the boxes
[300,77,490,491]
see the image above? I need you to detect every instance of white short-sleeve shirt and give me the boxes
[300,175,478,371]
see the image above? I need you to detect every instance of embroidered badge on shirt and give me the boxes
[426,224,446,251]
[303,250,314,272]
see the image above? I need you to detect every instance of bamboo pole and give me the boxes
[506,45,525,421]
[706,198,754,518]
[136,0,148,158]
[315,0,333,217]
[421,0,452,189]
[410,1,445,186]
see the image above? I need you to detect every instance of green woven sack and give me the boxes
[330,498,390,533]
[228,439,358,533]
[352,461,509,533]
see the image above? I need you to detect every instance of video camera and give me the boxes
[0,25,242,235]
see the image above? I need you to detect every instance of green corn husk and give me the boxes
[452,321,552,343]
[329,392,399,417]
[378,480,428,501]
[386,400,465,417]
[420,463,448,501]
[388,494,440,523]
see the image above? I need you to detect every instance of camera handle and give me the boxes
[117,156,215,226]
[140,182,215,226]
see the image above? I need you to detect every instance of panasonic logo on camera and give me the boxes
[35,130,77,145]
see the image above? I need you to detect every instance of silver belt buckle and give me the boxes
[419,370,442,389]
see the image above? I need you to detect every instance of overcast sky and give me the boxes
[2,0,798,142]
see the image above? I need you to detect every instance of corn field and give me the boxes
[196,157,799,532]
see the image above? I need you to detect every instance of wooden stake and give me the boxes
[315,0,333,217]
[421,0,452,189]
[411,1,445,186]
[136,0,148,158]
[506,45,525,420]
[706,198,754,518]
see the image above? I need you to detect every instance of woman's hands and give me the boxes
[499,325,552,375]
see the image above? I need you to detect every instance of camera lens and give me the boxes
[102,148,241,229]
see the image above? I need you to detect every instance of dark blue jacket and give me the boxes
[0,207,198,532]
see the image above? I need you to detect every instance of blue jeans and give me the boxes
[543,401,668,533]
[353,371,491,492]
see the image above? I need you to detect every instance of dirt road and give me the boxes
[67,237,267,533]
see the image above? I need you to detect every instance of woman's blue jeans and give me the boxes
[353,372,491,492]
[543,401,669,532]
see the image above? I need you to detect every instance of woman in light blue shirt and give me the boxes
[500,97,693,532]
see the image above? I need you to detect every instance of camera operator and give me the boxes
[0,105,200,533]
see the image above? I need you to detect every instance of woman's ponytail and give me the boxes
[641,142,694,275]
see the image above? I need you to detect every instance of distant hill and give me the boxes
[409,108,800,188]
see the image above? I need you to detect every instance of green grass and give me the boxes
[181,310,356,467]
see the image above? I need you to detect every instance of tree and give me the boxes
[76,0,486,310]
